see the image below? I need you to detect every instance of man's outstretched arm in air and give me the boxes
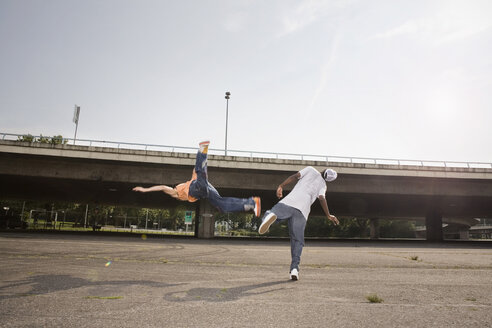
[133,185,179,199]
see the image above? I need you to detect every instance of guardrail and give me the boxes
[2,132,491,169]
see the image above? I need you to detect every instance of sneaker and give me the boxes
[258,212,276,234]
[253,197,261,217]
[290,268,299,281]
[199,141,210,154]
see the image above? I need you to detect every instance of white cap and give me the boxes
[323,169,337,182]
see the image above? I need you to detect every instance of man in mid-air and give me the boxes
[133,141,261,216]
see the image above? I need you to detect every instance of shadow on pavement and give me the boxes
[0,274,181,300]
[164,280,293,303]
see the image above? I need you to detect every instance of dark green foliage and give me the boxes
[1,197,417,238]
[305,217,370,238]
[266,219,289,237]
[215,212,256,235]
[379,219,416,238]
[0,199,194,232]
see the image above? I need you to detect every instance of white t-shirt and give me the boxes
[279,166,326,220]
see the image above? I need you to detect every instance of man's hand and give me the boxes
[276,186,283,199]
[132,186,145,192]
[276,172,300,199]
[328,214,339,225]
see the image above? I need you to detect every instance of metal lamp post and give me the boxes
[225,92,230,156]
[73,105,80,145]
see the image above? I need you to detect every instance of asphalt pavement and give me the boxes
[1,232,491,327]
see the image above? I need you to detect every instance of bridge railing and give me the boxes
[2,132,491,169]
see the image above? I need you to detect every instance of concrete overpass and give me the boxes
[1,139,492,241]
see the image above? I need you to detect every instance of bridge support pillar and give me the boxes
[369,218,380,240]
[196,199,215,239]
[426,209,443,242]
[459,229,470,240]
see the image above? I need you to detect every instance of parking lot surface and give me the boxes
[1,233,491,327]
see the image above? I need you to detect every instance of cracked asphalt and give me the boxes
[1,232,491,327]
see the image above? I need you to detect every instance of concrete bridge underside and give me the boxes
[1,141,492,241]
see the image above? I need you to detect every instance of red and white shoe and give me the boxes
[199,141,210,153]
[253,197,261,217]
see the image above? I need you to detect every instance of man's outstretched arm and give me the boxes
[318,195,339,225]
[133,185,178,198]
[276,172,301,199]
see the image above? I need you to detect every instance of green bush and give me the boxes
[50,135,67,145]
[17,134,67,145]
[17,134,34,142]
[37,135,50,143]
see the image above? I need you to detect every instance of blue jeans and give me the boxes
[265,203,306,272]
[188,151,255,213]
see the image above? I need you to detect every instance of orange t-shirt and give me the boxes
[175,170,198,202]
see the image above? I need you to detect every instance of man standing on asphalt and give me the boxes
[258,166,339,280]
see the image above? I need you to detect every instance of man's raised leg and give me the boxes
[189,141,210,199]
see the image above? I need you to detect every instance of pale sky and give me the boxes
[1,0,491,163]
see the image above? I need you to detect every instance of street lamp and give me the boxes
[73,105,80,145]
[224,91,231,156]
